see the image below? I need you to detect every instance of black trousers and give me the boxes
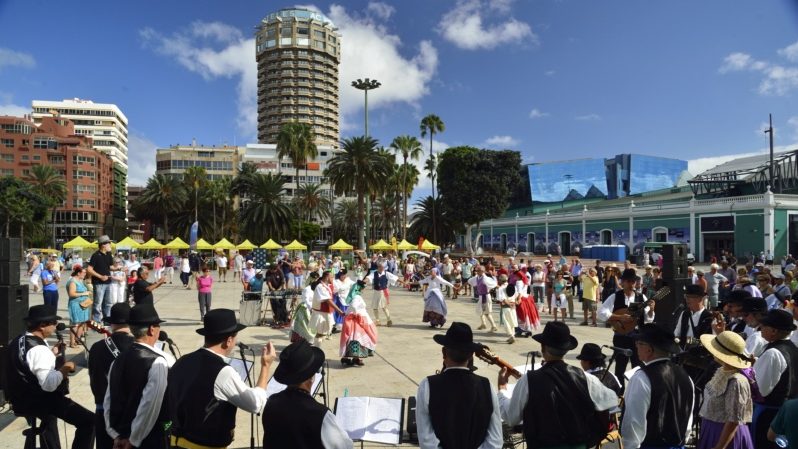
[270,296,288,323]
[23,396,94,449]
[94,410,113,449]
[612,334,640,391]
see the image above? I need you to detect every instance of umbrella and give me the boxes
[284,240,308,251]
[397,239,416,250]
[138,238,163,250]
[260,239,283,250]
[195,238,213,250]
[236,239,257,250]
[116,236,140,249]
[370,239,392,250]
[420,240,440,250]
[63,236,93,249]
[165,237,190,250]
[213,238,236,250]
[328,239,354,250]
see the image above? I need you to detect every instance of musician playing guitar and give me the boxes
[5,305,94,449]
[598,268,656,390]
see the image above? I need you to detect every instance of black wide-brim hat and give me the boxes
[196,309,247,336]
[273,339,326,385]
[433,322,482,353]
[532,321,578,351]
[741,297,768,314]
[576,343,606,362]
[684,284,706,297]
[23,305,61,323]
[725,289,753,304]
[633,323,679,354]
[128,304,165,326]
[620,268,638,282]
[103,303,131,325]
[759,309,797,331]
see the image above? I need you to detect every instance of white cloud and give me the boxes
[575,113,601,121]
[0,48,35,71]
[126,132,159,186]
[439,0,536,50]
[367,1,395,20]
[787,116,798,140]
[778,41,798,62]
[687,142,798,176]
[483,135,519,147]
[719,41,798,96]
[0,92,29,116]
[529,108,549,119]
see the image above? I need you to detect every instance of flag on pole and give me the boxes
[189,221,199,250]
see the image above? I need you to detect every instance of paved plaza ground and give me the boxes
[1,270,620,448]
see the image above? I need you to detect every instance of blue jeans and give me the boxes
[93,283,112,321]
[43,290,58,309]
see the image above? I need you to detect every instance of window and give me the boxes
[320,151,328,157]
[1,154,13,162]
[313,30,324,39]
[1,139,13,148]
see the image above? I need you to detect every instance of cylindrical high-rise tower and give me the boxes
[255,8,341,147]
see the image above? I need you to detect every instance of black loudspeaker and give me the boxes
[0,261,20,285]
[0,345,7,404]
[406,396,418,442]
[662,243,689,281]
[0,238,21,262]
[652,277,690,332]
[0,284,29,344]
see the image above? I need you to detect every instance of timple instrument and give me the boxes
[608,286,671,335]
[475,343,522,379]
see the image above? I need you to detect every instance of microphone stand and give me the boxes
[239,344,255,449]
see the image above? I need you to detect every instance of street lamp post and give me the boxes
[352,78,381,250]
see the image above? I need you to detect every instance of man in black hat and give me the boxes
[722,289,753,334]
[168,309,277,449]
[498,321,617,449]
[104,304,171,449]
[415,322,502,449]
[261,340,352,448]
[673,284,714,349]
[598,267,655,388]
[577,343,622,396]
[5,305,95,449]
[751,309,798,449]
[741,297,769,357]
[621,324,694,449]
[88,303,135,449]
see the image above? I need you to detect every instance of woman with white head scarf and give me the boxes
[419,267,453,328]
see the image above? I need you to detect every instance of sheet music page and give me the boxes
[266,373,322,397]
[229,358,254,382]
[335,396,369,441]
[363,397,403,444]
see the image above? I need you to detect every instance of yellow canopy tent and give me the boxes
[138,238,163,250]
[62,236,93,249]
[370,239,392,250]
[213,238,236,250]
[397,239,416,250]
[260,239,283,250]
[328,239,354,250]
[195,238,213,250]
[164,237,190,250]
[420,240,441,250]
[88,240,116,249]
[115,236,140,249]
[236,239,257,250]
[284,240,308,251]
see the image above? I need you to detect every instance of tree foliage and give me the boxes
[408,195,459,246]
[239,173,294,242]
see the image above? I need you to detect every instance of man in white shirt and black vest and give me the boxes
[576,343,623,397]
[673,284,714,349]
[622,324,694,449]
[168,309,276,449]
[104,304,172,449]
[261,339,352,448]
[598,268,655,389]
[723,290,752,334]
[751,309,798,449]
[88,303,135,449]
[5,305,95,449]
[415,322,503,448]
[498,321,617,449]
[369,262,400,327]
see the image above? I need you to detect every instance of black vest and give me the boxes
[88,332,135,405]
[589,368,623,397]
[5,334,65,413]
[427,369,493,449]
[678,309,713,343]
[168,349,238,447]
[612,290,646,329]
[108,343,168,439]
[639,360,694,447]
[373,271,389,290]
[761,340,798,406]
[523,361,596,448]
[262,387,327,449]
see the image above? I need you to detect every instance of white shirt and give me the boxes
[125,260,141,275]
[597,291,654,323]
[621,358,695,449]
[321,410,355,449]
[419,276,454,299]
[313,282,333,309]
[754,340,790,397]
[468,275,498,297]
[745,329,768,357]
[216,256,228,268]
[104,342,172,447]
[672,308,707,338]
[333,278,355,302]
[498,363,618,427]
[24,333,64,392]
[197,349,269,413]
[234,255,244,270]
[301,285,314,309]
[416,367,503,449]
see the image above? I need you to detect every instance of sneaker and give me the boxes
[386,320,393,327]
[507,337,516,344]
[579,321,588,326]
[477,324,486,330]
[490,327,497,333]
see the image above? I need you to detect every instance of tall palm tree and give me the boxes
[332,199,359,243]
[136,174,187,240]
[26,164,66,248]
[420,114,445,243]
[389,136,423,239]
[183,166,207,225]
[277,123,317,188]
[231,161,258,199]
[207,178,232,241]
[408,195,458,246]
[294,183,331,230]
[396,162,420,239]
[240,173,294,242]
[325,136,392,250]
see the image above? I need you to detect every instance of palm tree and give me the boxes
[373,193,400,239]
[183,166,207,225]
[420,114,445,243]
[135,174,187,240]
[277,123,317,187]
[294,183,331,231]
[231,161,258,199]
[390,136,423,239]
[207,178,232,241]
[325,136,393,250]
[408,195,459,246]
[395,162,420,239]
[26,165,66,248]
[332,200,359,243]
[240,173,294,242]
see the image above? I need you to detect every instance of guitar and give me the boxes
[608,286,671,335]
[475,344,522,379]
[85,319,112,336]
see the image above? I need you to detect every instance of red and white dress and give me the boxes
[515,273,540,332]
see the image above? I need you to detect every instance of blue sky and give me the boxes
[2,0,798,202]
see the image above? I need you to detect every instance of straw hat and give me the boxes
[700,331,752,369]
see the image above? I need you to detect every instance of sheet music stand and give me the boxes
[333,396,405,448]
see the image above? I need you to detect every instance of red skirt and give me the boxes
[516,296,540,332]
